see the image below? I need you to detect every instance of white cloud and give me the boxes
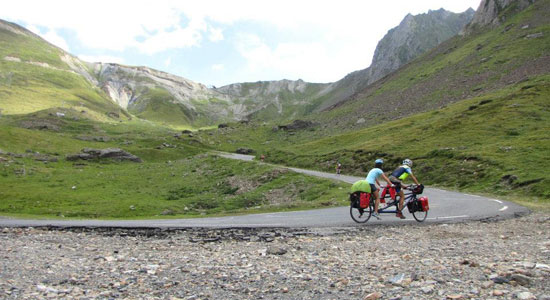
[77,55,125,64]
[208,26,224,42]
[235,33,344,82]
[228,0,480,82]
[42,30,70,51]
[138,25,203,55]
[26,25,70,52]
[1,0,481,84]
[164,57,172,67]
[211,64,224,71]
[235,34,272,71]
[2,0,479,52]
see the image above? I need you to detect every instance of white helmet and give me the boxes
[403,159,413,167]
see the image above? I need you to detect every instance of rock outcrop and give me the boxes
[66,148,142,163]
[279,120,316,131]
[235,148,255,155]
[462,0,536,34]
[93,63,221,110]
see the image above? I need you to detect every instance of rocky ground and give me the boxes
[1,213,549,300]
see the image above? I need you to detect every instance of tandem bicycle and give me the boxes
[349,184,429,223]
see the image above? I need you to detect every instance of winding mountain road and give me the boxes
[0,153,528,229]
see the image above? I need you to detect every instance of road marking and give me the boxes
[491,199,503,204]
[428,215,469,220]
[499,206,508,211]
[395,215,470,222]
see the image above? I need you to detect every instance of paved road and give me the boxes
[0,153,528,229]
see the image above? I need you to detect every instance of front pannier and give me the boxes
[407,199,422,213]
[419,196,429,211]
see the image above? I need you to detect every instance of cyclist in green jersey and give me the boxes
[389,159,420,219]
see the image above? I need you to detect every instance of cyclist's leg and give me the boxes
[391,181,402,206]
[398,190,405,212]
[369,184,380,212]
[373,189,380,213]
[392,181,406,218]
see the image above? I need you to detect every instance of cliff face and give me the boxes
[92,63,222,109]
[220,8,476,117]
[368,8,475,83]
[315,8,475,111]
[215,79,331,120]
[462,0,536,34]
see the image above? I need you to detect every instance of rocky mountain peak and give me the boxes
[462,0,536,34]
[314,8,475,112]
[368,8,475,82]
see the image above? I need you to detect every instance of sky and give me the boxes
[2,0,480,87]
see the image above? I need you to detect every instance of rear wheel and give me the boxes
[350,200,372,223]
[412,208,428,222]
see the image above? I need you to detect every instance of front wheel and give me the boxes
[412,210,428,222]
[350,200,372,223]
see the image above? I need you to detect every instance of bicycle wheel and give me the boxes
[350,200,372,223]
[412,209,428,222]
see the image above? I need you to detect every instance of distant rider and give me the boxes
[366,159,394,219]
[336,162,342,175]
[389,159,420,219]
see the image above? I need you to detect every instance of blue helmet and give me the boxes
[375,159,384,164]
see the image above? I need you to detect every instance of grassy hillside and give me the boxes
[128,88,194,128]
[0,21,128,121]
[217,80,330,122]
[0,113,347,219]
[198,76,550,208]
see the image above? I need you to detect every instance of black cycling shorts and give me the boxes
[391,181,402,193]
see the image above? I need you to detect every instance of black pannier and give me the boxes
[350,192,360,208]
[407,199,422,213]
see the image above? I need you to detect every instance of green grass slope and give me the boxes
[0,20,127,122]
[128,88,194,127]
[274,77,550,201]
[198,76,550,208]
[0,113,347,219]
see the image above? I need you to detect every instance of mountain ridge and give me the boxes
[312,0,547,132]
[0,7,475,126]
[215,8,475,118]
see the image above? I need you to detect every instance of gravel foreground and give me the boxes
[1,213,549,300]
